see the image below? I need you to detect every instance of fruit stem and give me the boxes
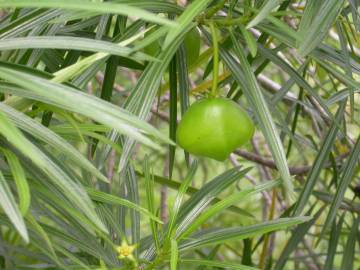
[209,21,219,98]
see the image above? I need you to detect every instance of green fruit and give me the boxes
[184,27,200,67]
[144,28,161,57]
[176,98,254,161]
[144,27,200,66]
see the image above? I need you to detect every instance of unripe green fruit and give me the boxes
[144,27,200,66]
[176,98,255,161]
[183,27,200,67]
[144,28,161,56]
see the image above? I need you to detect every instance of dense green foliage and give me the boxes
[0,0,359,269]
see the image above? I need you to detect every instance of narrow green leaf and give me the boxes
[324,214,345,270]
[137,170,254,217]
[176,167,253,236]
[176,44,191,163]
[179,217,311,251]
[315,58,360,90]
[228,30,294,198]
[239,25,257,57]
[0,67,172,149]
[141,167,253,261]
[197,245,221,270]
[320,134,360,238]
[274,207,324,270]
[258,46,331,118]
[0,169,28,243]
[247,0,283,29]
[297,0,321,34]
[1,148,30,215]
[168,55,178,179]
[340,216,359,270]
[144,156,161,251]
[0,102,109,183]
[298,0,345,57]
[170,238,178,270]
[26,214,58,260]
[53,27,147,83]
[180,259,259,270]
[0,109,107,233]
[85,188,163,224]
[336,22,354,119]
[167,161,198,240]
[100,56,118,102]
[0,9,61,39]
[0,0,177,27]
[179,179,281,240]
[293,101,346,216]
[0,36,154,61]
[326,88,360,105]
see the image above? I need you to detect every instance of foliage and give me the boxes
[0,0,359,269]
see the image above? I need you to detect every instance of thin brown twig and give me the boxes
[233,149,310,175]
[234,149,350,176]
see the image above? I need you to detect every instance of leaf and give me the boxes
[141,167,253,261]
[239,25,257,57]
[0,170,28,243]
[297,0,345,57]
[85,188,162,224]
[274,207,324,270]
[179,217,311,251]
[326,88,360,105]
[0,0,177,27]
[0,109,107,233]
[53,24,147,83]
[247,0,283,29]
[176,167,253,237]
[258,46,331,117]
[0,67,172,149]
[0,36,154,61]
[166,161,198,240]
[0,9,62,39]
[320,134,360,239]
[324,214,345,270]
[226,30,294,198]
[26,214,58,260]
[168,56,178,179]
[143,156,161,251]
[0,102,109,183]
[170,238,178,270]
[293,101,346,216]
[340,216,359,270]
[179,179,281,240]
[138,170,254,217]
[1,148,30,215]
[315,58,360,92]
[180,259,259,270]
[336,22,355,118]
